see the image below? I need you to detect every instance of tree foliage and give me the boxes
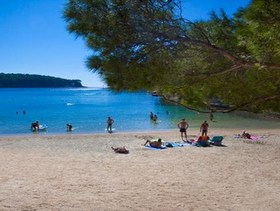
[64,0,280,113]
[0,73,83,88]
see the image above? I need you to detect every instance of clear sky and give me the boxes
[0,0,251,87]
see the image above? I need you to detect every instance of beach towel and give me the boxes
[249,135,261,141]
[195,141,210,147]
[165,142,183,148]
[165,142,193,147]
[234,135,262,141]
[144,145,167,150]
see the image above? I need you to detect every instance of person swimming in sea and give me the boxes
[150,112,154,120]
[66,123,73,132]
[31,121,39,132]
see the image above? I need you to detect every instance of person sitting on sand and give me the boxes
[196,135,210,146]
[111,146,129,154]
[197,135,210,142]
[144,138,163,148]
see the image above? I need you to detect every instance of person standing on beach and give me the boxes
[107,117,114,133]
[177,118,189,141]
[210,110,214,121]
[200,120,209,136]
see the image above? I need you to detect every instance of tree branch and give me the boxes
[183,65,243,77]
[221,95,280,113]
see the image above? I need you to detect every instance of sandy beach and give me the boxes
[0,128,279,211]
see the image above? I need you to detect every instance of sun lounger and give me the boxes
[209,136,224,146]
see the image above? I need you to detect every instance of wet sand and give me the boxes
[0,128,279,210]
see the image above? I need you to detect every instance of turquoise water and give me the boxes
[0,88,279,135]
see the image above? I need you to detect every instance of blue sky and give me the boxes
[0,0,251,87]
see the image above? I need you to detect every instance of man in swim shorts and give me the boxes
[200,120,209,136]
[144,138,163,148]
[107,116,114,133]
[178,118,189,141]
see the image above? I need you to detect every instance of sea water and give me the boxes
[0,88,279,135]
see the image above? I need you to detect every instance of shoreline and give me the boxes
[0,127,279,138]
[1,128,279,210]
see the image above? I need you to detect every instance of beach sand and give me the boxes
[0,128,279,211]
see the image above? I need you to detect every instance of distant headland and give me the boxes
[0,73,85,88]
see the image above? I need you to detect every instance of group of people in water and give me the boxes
[31,121,73,132]
[31,117,115,133]
[150,112,158,122]
[16,110,26,115]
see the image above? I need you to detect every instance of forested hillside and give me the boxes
[0,73,84,88]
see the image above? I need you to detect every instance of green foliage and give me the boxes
[0,73,83,88]
[237,0,280,64]
[64,0,280,113]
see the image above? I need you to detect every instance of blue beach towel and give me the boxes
[165,142,194,147]
[144,145,167,150]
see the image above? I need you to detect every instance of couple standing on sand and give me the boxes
[177,118,209,141]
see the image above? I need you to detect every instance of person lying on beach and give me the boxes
[144,138,163,148]
[111,146,129,154]
[241,131,251,139]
